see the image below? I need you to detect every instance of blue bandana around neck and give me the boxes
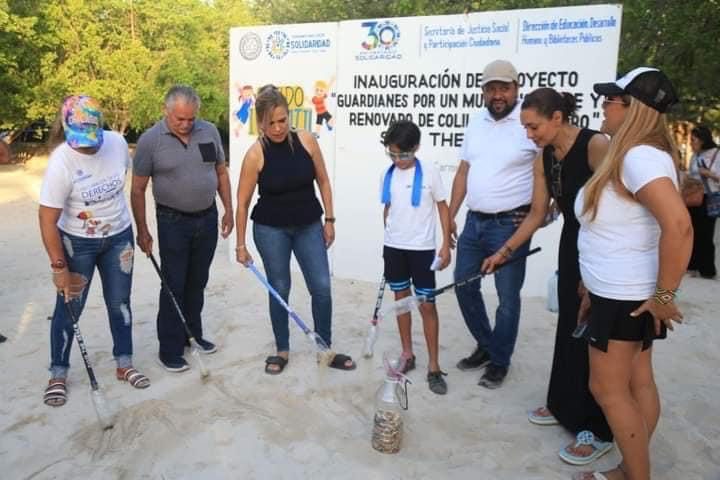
[381,159,423,207]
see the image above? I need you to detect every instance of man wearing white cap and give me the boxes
[448,59,538,388]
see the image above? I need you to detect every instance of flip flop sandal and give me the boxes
[43,380,67,407]
[265,355,288,375]
[328,353,356,371]
[117,367,151,389]
[528,406,559,425]
[559,430,614,466]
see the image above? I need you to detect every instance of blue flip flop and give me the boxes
[559,430,614,466]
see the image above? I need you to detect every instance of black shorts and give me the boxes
[315,111,332,125]
[584,292,667,352]
[383,246,436,301]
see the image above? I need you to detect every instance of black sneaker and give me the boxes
[427,370,448,395]
[478,364,508,389]
[456,346,490,371]
[195,338,217,354]
[158,355,190,372]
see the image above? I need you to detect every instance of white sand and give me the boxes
[1,156,718,480]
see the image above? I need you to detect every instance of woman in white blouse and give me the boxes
[573,68,692,480]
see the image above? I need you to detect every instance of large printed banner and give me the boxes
[229,4,622,295]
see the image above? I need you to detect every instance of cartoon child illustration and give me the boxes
[77,210,93,229]
[232,84,255,137]
[85,218,101,236]
[310,77,335,137]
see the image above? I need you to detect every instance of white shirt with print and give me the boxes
[381,158,447,251]
[40,131,132,238]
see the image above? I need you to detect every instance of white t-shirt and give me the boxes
[575,145,678,300]
[688,147,720,193]
[460,103,539,212]
[381,159,447,250]
[40,131,132,238]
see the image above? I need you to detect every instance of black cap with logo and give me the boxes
[593,67,679,113]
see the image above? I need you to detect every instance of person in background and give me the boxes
[235,85,355,374]
[573,67,691,480]
[380,120,451,395]
[39,95,150,407]
[686,125,719,279]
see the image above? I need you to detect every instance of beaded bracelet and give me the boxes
[653,287,677,305]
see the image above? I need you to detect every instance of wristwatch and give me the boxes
[324,217,336,224]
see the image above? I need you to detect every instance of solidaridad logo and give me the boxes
[265,30,290,60]
[239,32,262,60]
[361,20,401,51]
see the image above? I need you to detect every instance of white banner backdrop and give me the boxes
[229,4,622,296]
[229,23,339,271]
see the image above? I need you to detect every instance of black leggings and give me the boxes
[688,198,717,278]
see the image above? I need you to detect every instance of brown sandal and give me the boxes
[43,379,67,407]
[117,367,151,389]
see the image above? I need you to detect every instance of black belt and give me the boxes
[156,203,215,218]
[470,204,530,220]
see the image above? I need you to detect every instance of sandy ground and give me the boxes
[0,156,718,480]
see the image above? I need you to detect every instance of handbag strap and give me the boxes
[698,148,719,192]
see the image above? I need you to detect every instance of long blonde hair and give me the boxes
[582,98,679,220]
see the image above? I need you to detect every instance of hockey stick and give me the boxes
[62,275,114,430]
[362,276,386,358]
[380,247,542,317]
[148,253,210,378]
[247,262,336,366]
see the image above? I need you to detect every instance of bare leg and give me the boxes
[589,340,650,480]
[418,302,440,372]
[630,347,660,437]
[394,289,413,357]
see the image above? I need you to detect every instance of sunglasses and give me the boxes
[385,149,415,161]
[602,98,628,108]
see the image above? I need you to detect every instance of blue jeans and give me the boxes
[50,226,135,379]
[454,212,530,368]
[156,205,218,359]
[253,221,332,352]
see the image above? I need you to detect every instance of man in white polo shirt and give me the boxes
[448,59,538,389]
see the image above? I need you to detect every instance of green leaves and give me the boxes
[1,0,718,134]
[2,0,254,134]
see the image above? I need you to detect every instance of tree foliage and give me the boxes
[2,0,254,134]
[0,0,42,130]
[1,0,718,135]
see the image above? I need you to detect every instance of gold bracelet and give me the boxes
[652,286,677,305]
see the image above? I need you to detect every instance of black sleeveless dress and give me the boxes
[543,128,612,441]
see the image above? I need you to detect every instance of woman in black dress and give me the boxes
[483,87,612,465]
